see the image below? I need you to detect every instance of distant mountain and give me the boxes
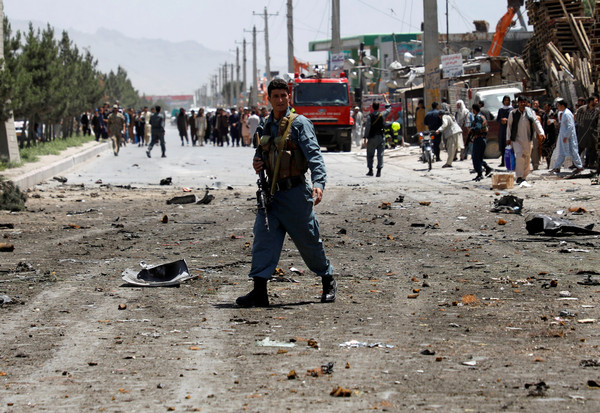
[9,19,233,95]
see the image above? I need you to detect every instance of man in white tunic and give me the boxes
[506,96,545,184]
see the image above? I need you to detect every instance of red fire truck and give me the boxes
[288,71,354,152]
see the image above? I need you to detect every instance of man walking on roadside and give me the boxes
[146,106,166,158]
[574,96,599,169]
[551,99,584,174]
[506,96,545,184]
[363,98,391,177]
[236,78,336,308]
[107,104,126,156]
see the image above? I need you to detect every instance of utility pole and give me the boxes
[331,0,341,54]
[242,39,247,102]
[254,7,278,83]
[287,0,294,73]
[245,25,259,107]
[0,0,21,163]
[445,0,449,53]
[230,63,234,107]
[423,0,441,108]
[236,39,248,105]
[235,47,240,106]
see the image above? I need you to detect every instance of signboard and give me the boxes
[329,52,346,76]
[424,56,441,108]
[441,53,464,79]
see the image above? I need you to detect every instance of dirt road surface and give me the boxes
[1,147,600,412]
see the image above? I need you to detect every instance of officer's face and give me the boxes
[268,88,289,117]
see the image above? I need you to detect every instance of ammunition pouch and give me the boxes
[259,117,309,187]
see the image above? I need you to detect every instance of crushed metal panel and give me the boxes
[121,259,193,287]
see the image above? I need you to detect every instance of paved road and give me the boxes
[64,124,397,189]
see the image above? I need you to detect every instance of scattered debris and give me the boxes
[53,176,68,183]
[497,218,507,225]
[0,243,15,252]
[462,360,477,366]
[121,259,193,287]
[287,370,297,380]
[420,349,436,356]
[321,362,334,374]
[166,194,196,205]
[569,206,588,214]
[419,201,431,206]
[0,294,13,306]
[330,386,352,397]
[379,202,391,210]
[307,339,319,349]
[587,380,600,388]
[289,267,304,276]
[160,177,172,185]
[196,190,215,205]
[339,340,394,349]
[118,304,127,310]
[525,381,549,397]
[395,195,404,203]
[577,319,596,324]
[580,360,600,368]
[491,195,523,214]
[161,214,168,224]
[256,337,295,348]
[525,214,600,236]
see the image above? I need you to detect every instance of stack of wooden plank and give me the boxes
[592,1,600,82]
[523,0,595,102]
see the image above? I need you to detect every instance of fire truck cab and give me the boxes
[288,70,354,152]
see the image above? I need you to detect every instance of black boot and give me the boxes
[376,168,381,177]
[236,277,269,307]
[321,276,337,303]
[366,168,373,176]
[484,164,493,176]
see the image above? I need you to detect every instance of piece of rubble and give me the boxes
[166,194,196,205]
[121,259,193,287]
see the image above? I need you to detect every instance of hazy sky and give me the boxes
[4,0,518,82]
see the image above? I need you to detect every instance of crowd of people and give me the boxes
[415,94,599,184]
[80,103,272,156]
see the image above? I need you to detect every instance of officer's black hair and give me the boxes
[267,78,289,97]
[431,102,438,109]
[472,103,480,112]
[155,105,161,113]
[372,102,380,110]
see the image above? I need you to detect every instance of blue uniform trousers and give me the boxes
[249,183,333,280]
[366,135,385,169]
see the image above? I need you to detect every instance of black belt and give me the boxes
[272,176,305,192]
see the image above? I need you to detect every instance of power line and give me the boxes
[355,0,420,31]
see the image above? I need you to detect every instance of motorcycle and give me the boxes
[414,131,435,171]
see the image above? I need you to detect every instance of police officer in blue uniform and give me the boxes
[236,78,336,308]
[363,99,392,177]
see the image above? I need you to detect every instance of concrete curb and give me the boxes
[8,141,111,190]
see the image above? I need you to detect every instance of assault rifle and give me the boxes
[254,128,272,231]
